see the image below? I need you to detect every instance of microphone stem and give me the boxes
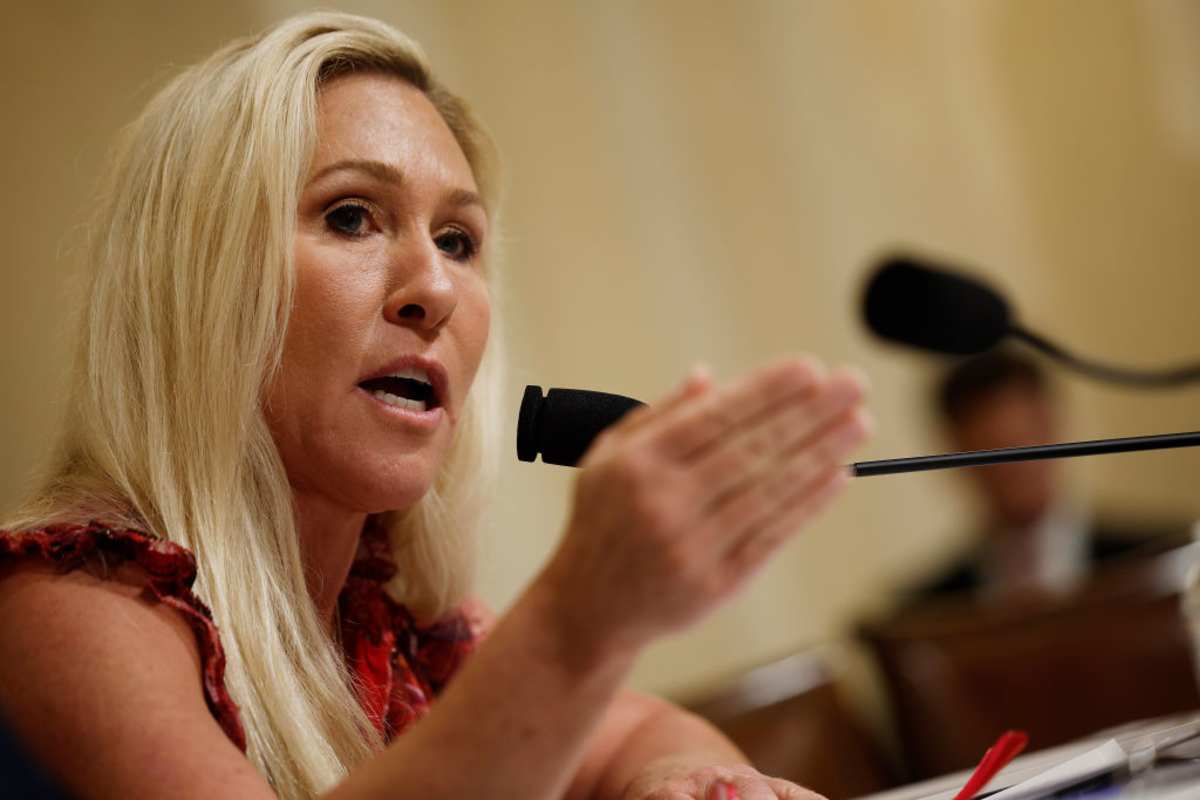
[1010,326,1200,387]
[851,430,1200,478]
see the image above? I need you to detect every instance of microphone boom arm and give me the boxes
[851,430,1200,477]
[1010,326,1200,388]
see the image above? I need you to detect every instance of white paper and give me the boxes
[985,739,1126,800]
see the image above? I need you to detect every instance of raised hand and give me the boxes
[539,357,870,656]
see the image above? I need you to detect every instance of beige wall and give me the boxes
[3,1,1200,711]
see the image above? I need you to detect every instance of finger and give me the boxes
[690,370,866,507]
[581,365,712,464]
[765,777,827,800]
[726,465,851,573]
[706,407,870,543]
[725,777,774,800]
[647,357,827,463]
[623,364,715,436]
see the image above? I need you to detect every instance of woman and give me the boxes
[0,12,870,800]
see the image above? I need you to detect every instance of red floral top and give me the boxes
[0,521,479,751]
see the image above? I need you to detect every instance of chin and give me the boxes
[311,447,443,514]
[364,465,441,513]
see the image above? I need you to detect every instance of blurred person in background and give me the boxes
[0,11,871,800]
[906,350,1182,607]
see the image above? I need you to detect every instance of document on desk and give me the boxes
[985,739,1125,800]
[858,713,1200,800]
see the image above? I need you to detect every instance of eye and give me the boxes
[434,228,479,262]
[325,202,372,237]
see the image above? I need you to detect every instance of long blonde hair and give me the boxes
[5,11,503,798]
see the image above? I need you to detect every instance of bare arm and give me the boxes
[326,577,639,799]
[568,689,746,800]
[0,565,638,800]
[455,606,751,800]
[0,564,274,800]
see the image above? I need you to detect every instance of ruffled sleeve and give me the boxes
[0,523,247,752]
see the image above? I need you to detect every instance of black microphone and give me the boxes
[517,386,645,467]
[863,253,1200,387]
[516,384,1200,474]
[863,256,1011,356]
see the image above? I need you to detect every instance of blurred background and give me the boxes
[4,0,1200,794]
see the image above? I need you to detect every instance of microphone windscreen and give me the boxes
[863,255,1012,356]
[517,386,645,466]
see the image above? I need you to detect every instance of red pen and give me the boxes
[953,730,1029,800]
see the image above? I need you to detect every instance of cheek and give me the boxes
[461,281,492,375]
[288,245,379,365]
[267,244,377,422]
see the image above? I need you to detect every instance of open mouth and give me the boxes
[358,366,440,413]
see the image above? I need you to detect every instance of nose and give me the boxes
[383,238,458,332]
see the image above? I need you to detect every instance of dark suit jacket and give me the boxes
[906,520,1189,606]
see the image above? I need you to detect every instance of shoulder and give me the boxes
[0,559,204,700]
[0,533,272,799]
[1088,518,1193,563]
[902,552,983,607]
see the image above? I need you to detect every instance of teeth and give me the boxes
[372,390,428,412]
[386,366,431,385]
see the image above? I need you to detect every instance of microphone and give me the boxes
[863,256,1010,356]
[863,254,1200,387]
[517,386,644,467]
[516,384,1200,474]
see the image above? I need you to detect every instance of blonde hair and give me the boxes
[5,11,503,798]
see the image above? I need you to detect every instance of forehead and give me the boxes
[311,72,477,190]
[957,382,1050,431]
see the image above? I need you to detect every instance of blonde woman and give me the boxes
[0,12,869,800]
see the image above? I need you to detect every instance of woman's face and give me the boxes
[265,72,491,514]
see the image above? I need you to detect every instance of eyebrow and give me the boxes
[309,158,485,210]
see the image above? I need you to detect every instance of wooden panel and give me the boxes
[861,544,1200,780]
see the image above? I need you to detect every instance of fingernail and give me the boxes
[710,781,738,800]
[682,363,712,392]
[858,408,876,437]
[847,365,871,393]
